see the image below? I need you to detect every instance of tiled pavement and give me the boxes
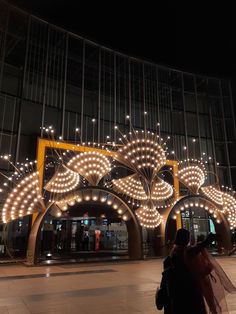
[0,257,236,313]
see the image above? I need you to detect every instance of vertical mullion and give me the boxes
[0,4,9,91]
[194,75,202,154]
[114,52,117,142]
[181,73,188,157]
[219,79,232,187]
[142,63,146,131]
[97,47,101,143]
[40,25,50,137]
[80,40,85,143]
[128,58,132,132]
[15,15,31,162]
[61,32,68,139]
[209,107,218,182]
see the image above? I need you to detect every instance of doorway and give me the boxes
[39,203,129,262]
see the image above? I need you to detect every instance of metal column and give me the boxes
[219,80,232,187]
[181,73,189,157]
[80,40,85,143]
[97,48,101,143]
[15,16,31,162]
[61,32,68,139]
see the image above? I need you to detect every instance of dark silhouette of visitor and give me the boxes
[156,228,236,314]
[75,223,84,251]
[83,230,89,251]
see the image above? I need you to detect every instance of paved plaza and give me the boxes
[0,257,236,313]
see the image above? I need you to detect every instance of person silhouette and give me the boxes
[157,228,236,314]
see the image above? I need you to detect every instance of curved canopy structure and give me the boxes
[151,177,174,201]
[112,173,147,201]
[67,151,111,186]
[2,172,45,223]
[44,164,80,194]
[177,163,205,194]
[222,192,236,228]
[201,185,223,206]
[135,200,162,228]
[114,131,166,183]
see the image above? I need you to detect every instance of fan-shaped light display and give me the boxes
[1,172,44,223]
[151,177,174,201]
[44,164,80,194]
[201,186,223,205]
[177,165,205,194]
[135,201,162,228]
[112,173,147,200]
[222,193,236,228]
[115,131,166,182]
[67,151,111,186]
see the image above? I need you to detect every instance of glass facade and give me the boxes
[0,2,236,209]
[38,206,129,262]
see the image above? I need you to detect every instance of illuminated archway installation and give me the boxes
[165,195,232,251]
[26,187,142,265]
[1,125,236,265]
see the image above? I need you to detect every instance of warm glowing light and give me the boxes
[67,151,111,186]
[151,178,173,201]
[1,172,45,222]
[135,201,162,229]
[112,174,147,200]
[201,186,223,205]
[114,130,166,182]
[222,192,236,228]
[44,164,80,194]
[177,163,205,194]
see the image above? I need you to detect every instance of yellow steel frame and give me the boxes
[34,138,182,228]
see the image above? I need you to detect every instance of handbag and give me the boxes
[155,286,168,310]
[155,257,175,310]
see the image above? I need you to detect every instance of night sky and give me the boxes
[9,1,235,81]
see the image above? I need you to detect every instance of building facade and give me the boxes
[0,1,236,263]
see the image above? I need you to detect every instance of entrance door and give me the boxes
[39,203,129,262]
[181,207,217,250]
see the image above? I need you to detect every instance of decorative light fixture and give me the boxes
[177,162,206,194]
[201,185,223,205]
[222,192,236,228]
[114,130,166,182]
[2,125,235,234]
[135,201,162,228]
[111,128,172,228]
[172,197,221,224]
[67,151,111,186]
[44,164,80,194]
[151,177,173,201]
[1,172,45,223]
[112,173,147,200]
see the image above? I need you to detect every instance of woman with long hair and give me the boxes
[157,228,236,314]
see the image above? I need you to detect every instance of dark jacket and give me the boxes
[160,243,210,314]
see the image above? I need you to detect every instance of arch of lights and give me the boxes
[0,125,236,231]
[49,187,133,222]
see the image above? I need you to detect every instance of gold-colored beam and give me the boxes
[36,138,114,192]
[166,159,182,229]
[34,138,182,228]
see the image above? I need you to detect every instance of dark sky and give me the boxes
[9,0,235,80]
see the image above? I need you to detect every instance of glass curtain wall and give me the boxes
[0,0,235,193]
